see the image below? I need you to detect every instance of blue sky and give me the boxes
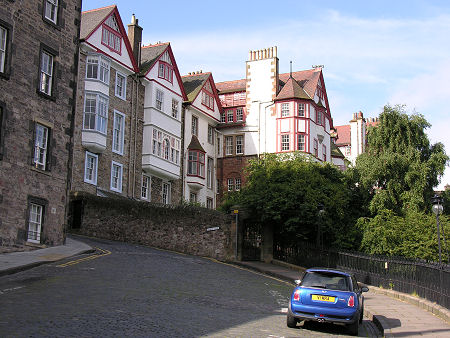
[83,0,450,189]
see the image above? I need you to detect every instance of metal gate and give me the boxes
[242,221,262,261]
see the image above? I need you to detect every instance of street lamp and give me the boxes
[431,194,444,264]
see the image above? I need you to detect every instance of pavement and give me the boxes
[1,237,449,337]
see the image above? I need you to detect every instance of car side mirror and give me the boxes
[361,286,369,292]
[295,279,301,286]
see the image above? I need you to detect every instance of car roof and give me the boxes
[305,267,352,277]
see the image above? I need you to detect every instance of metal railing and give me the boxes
[274,241,450,309]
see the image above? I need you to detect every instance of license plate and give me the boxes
[312,295,335,302]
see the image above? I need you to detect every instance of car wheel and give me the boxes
[286,314,297,328]
[347,320,359,336]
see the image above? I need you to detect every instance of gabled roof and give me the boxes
[80,5,138,72]
[275,76,311,101]
[331,142,345,159]
[187,135,205,152]
[140,43,187,101]
[334,125,351,146]
[182,72,211,102]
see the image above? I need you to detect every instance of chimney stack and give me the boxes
[128,14,143,66]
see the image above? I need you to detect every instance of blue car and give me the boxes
[287,268,369,335]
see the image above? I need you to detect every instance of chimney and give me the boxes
[128,14,143,66]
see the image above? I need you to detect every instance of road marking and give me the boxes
[56,247,111,267]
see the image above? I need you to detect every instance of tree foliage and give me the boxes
[355,104,448,215]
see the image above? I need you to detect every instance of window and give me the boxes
[217,137,221,155]
[155,89,164,111]
[33,123,49,170]
[172,99,179,119]
[208,125,214,144]
[207,157,213,189]
[39,50,54,96]
[220,113,226,123]
[225,136,233,155]
[322,145,327,162]
[84,151,98,185]
[86,55,110,84]
[191,116,198,136]
[206,197,213,209]
[112,111,125,155]
[188,150,205,177]
[115,72,126,99]
[152,129,180,164]
[317,110,323,125]
[110,161,123,193]
[162,182,171,204]
[345,146,351,156]
[297,134,305,151]
[202,90,214,110]
[236,108,244,122]
[281,134,290,151]
[0,25,7,74]
[235,178,241,191]
[226,110,234,123]
[83,92,109,134]
[216,179,220,194]
[281,103,289,117]
[158,61,173,83]
[236,135,243,155]
[163,138,170,160]
[28,202,44,243]
[298,103,305,117]
[102,15,121,53]
[141,174,151,201]
[44,0,58,24]
[227,178,234,191]
[314,139,318,157]
[189,192,197,203]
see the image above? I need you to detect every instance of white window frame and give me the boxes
[189,191,197,203]
[34,123,49,170]
[84,151,98,185]
[162,182,171,204]
[110,161,123,193]
[83,92,109,134]
[226,110,234,123]
[235,178,241,191]
[44,0,58,24]
[191,116,198,136]
[141,174,151,201]
[112,110,125,155]
[155,89,164,111]
[298,103,305,117]
[227,178,234,191]
[236,108,244,122]
[28,203,43,243]
[298,134,305,151]
[172,99,179,119]
[206,197,213,209]
[281,134,290,151]
[207,125,214,144]
[236,135,243,155]
[86,55,110,84]
[207,157,213,189]
[115,71,127,100]
[225,136,233,156]
[220,113,226,123]
[0,26,7,73]
[281,103,290,117]
[39,50,53,95]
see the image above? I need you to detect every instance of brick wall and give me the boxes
[70,193,234,260]
[0,0,82,246]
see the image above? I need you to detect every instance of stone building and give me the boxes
[71,5,144,205]
[0,0,82,246]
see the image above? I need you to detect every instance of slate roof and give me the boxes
[80,5,116,40]
[182,73,211,103]
[331,142,345,159]
[187,135,205,152]
[140,43,170,75]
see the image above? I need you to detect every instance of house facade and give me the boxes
[181,72,222,208]
[0,0,81,246]
[139,43,187,204]
[71,6,144,203]
[215,47,334,202]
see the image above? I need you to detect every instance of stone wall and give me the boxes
[70,193,235,261]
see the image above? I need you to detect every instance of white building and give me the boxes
[181,72,222,208]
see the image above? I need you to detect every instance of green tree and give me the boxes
[355,104,448,215]
[223,153,360,249]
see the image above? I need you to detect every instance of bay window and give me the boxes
[298,103,305,117]
[281,103,289,117]
[297,134,305,151]
[83,92,109,134]
[188,150,205,177]
[86,55,110,84]
[281,134,290,151]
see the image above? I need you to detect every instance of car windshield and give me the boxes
[301,271,350,291]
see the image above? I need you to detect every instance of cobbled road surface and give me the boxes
[0,236,380,337]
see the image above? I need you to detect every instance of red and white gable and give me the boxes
[191,75,222,122]
[81,6,138,73]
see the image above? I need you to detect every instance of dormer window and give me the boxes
[102,15,121,54]
[158,51,173,83]
[201,90,214,110]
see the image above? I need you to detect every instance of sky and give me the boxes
[82,0,450,189]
